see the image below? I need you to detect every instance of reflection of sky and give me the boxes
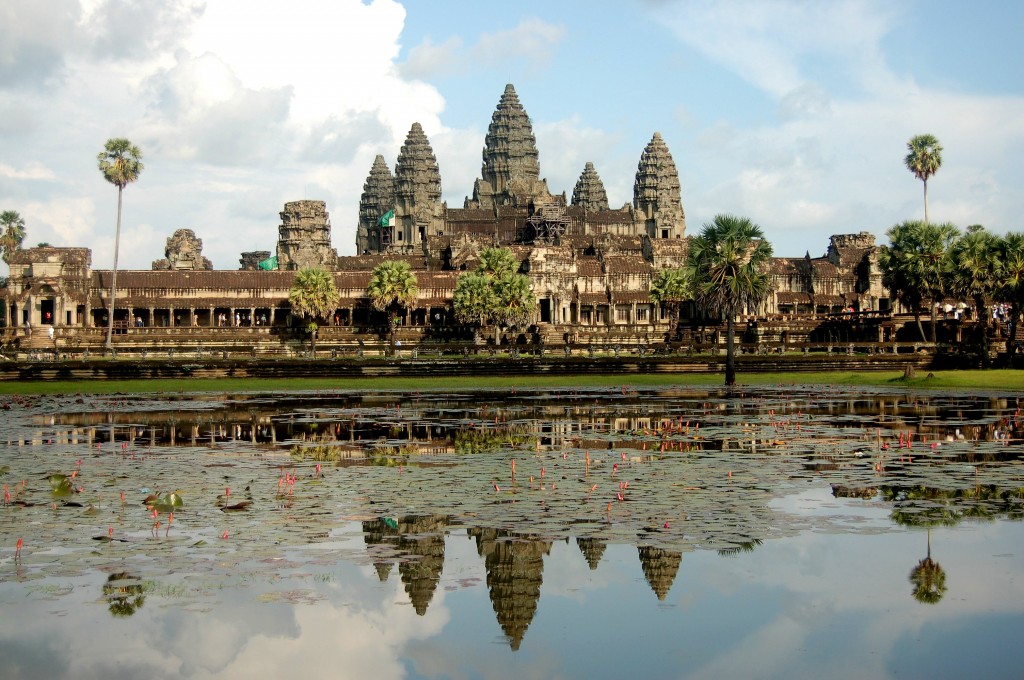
[2,521,1022,679]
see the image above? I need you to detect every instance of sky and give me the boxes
[0,0,1021,271]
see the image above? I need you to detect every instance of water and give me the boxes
[1,385,1022,679]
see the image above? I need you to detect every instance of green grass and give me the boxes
[0,370,1021,395]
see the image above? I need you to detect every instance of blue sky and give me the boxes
[0,0,1021,270]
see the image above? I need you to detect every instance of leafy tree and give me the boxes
[996,232,1024,357]
[367,260,419,354]
[288,267,339,355]
[98,138,144,350]
[949,225,1002,362]
[0,210,26,267]
[452,272,496,332]
[878,220,958,342]
[685,214,773,386]
[905,134,943,224]
[649,267,690,341]
[453,247,535,345]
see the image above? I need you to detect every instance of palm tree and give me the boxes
[997,232,1024,357]
[649,267,690,341]
[904,134,942,224]
[97,138,144,350]
[288,267,339,356]
[909,528,947,604]
[453,272,497,341]
[685,214,774,386]
[492,269,536,344]
[367,260,419,355]
[454,247,535,346]
[0,210,26,268]
[477,246,519,279]
[878,220,957,342]
[949,225,1002,363]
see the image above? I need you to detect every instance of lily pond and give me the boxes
[1,383,1023,679]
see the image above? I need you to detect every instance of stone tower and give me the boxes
[633,132,686,240]
[571,162,610,212]
[275,200,338,270]
[392,123,444,251]
[468,83,553,209]
[356,154,395,254]
[152,228,212,271]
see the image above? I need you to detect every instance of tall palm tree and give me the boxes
[458,247,534,345]
[878,220,957,342]
[649,267,690,341]
[97,138,144,350]
[367,260,419,354]
[685,214,774,386]
[288,267,339,356]
[904,134,942,224]
[0,210,26,267]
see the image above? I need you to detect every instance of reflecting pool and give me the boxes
[1,385,1023,679]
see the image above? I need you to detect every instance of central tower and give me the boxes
[467,84,553,209]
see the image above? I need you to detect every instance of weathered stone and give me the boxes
[356,154,395,254]
[392,123,444,252]
[572,162,610,212]
[467,84,552,209]
[633,132,686,240]
[239,251,271,271]
[153,229,212,271]
[275,200,338,270]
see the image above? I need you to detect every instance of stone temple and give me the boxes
[1,83,890,353]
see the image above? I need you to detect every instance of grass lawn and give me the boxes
[0,370,1021,395]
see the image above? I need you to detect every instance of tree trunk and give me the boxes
[923,178,929,225]
[311,327,317,357]
[914,312,926,342]
[929,300,938,343]
[105,185,123,351]
[725,314,736,386]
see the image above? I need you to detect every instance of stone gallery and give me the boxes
[2,84,887,352]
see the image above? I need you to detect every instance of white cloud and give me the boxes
[400,18,564,81]
[0,163,56,181]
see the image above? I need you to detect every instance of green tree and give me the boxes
[685,214,774,386]
[996,232,1024,357]
[452,272,496,335]
[367,260,419,354]
[288,267,339,356]
[0,210,26,267]
[878,220,958,342]
[453,247,535,345]
[98,138,144,350]
[904,134,942,224]
[949,225,1002,362]
[649,267,690,341]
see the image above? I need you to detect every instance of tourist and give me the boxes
[47,325,54,342]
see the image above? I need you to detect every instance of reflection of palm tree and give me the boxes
[909,528,947,604]
[103,571,147,617]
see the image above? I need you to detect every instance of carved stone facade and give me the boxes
[152,229,212,271]
[275,200,338,271]
[239,251,272,271]
[356,155,395,255]
[1,83,895,344]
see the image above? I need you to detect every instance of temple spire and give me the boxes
[572,162,609,212]
[633,132,686,239]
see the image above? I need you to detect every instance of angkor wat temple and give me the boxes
[1,84,890,353]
